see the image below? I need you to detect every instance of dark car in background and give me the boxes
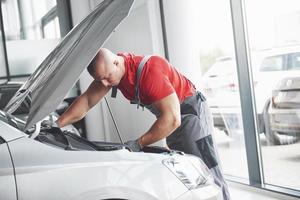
[264,76,300,145]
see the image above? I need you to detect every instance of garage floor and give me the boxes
[214,129,300,193]
[229,182,299,200]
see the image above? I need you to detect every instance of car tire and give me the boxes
[263,99,298,145]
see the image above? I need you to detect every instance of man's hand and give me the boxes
[42,120,60,128]
[125,139,142,152]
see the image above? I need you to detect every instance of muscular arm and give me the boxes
[138,92,181,147]
[57,80,110,127]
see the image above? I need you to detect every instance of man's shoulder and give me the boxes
[146,55,170,71]
[149,54,167,62]
[141,56,171,84]
[118,52,146,63]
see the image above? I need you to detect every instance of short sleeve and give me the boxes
[139,56,175,103]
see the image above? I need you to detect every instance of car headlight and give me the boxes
[162,155,213,190]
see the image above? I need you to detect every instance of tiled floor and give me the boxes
[229,182,300,200]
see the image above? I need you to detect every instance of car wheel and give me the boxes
[263,99,298,145]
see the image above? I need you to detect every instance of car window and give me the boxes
[259,55,284,71]
[288,52,300,70]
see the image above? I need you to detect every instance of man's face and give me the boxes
[93,58,121,87]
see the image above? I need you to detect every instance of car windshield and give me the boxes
[0,110,25,130]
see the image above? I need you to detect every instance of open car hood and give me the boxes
[4,0,134,130]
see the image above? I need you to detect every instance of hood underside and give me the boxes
[4,0,134,130]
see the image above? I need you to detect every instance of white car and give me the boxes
[202,45,300,145]
[0,0,221,199]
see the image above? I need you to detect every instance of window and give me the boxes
[259,55,284,71]
[289,52,300,70]
[2,0,59,40]
[0,0,61,80]
[245,0,300,192]
[198,0,248,180]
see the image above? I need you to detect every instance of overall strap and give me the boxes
[133,55,152,109]
[111,86,118,98]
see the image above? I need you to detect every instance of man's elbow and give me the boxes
[172,114,181,130]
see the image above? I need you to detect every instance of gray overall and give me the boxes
[122,56,230,200]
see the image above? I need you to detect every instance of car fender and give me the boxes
[7,137,188,200]
[0,121,26,142]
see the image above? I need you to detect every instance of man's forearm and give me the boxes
[57,81,110,128]
[57,97,89,127]
[57,111,84,128]
[139,114,180,147]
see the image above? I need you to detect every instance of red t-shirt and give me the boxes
[117,53,195,105]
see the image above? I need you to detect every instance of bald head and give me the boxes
[87,48,117,76]
[87,48,125,87]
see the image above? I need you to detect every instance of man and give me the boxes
[57,48,230,200]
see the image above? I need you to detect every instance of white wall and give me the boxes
[162,0,202,88]
[70,0,165,144]
[6,39,59,75]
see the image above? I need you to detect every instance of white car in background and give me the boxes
[202,45,300,145]
[0,0,221,200]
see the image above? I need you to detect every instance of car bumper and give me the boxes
[269,108,300,135]
[175,184,222,200]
